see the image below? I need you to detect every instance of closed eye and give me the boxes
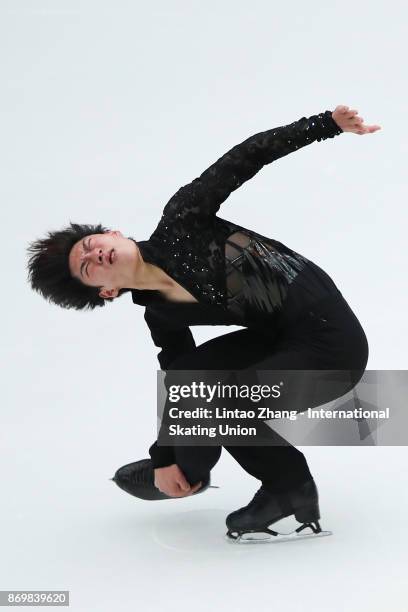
[80,239,92,278]
[85,239,92,277]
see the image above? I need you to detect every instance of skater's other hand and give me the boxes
[332,105,381,135]
[154,464,202,497]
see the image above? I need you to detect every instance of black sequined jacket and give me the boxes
[129,110,344,468]
[130,110,344,374]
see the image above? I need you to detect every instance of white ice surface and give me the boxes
[1,440,407,612]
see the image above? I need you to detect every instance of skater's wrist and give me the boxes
[148,440,175,469]
[152,459,175,469]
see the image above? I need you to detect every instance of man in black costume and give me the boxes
[27,105,380,542]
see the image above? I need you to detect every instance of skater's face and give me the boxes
[68,230,138,299]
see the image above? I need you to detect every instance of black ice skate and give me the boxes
[111,458,218,501]
[225,479,332,544]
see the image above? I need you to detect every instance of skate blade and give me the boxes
[225,527,333,544]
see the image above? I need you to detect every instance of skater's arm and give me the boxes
[144,308,196,468]
[144,307,196,371]
[148,440,175,469]
[159,109,343,222]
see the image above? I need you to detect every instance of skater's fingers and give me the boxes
[173,484,194,497]
[189,481,203,494]
[165,480,202,497]
[176,477,191,491]
[175,469,192,491]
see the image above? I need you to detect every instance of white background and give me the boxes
[1,1,407,610]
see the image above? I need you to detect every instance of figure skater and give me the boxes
[27,105,380,542]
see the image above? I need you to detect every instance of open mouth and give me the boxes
[109,249,115,264]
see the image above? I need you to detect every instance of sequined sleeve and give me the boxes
[144,307,197,371]
[159,110,343,222]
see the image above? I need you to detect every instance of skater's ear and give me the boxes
[99,287,119,299]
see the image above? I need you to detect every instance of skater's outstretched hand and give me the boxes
[332,105,381,135]
[154,464,202,497]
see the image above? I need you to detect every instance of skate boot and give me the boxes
[225,479,332,543]
[111,458,218,501]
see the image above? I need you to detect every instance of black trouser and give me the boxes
[150,293,369,493]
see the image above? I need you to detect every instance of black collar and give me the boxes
[127,237,161,305]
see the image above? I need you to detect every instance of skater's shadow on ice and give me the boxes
[149,510,313,552]
[151,508,232,552]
